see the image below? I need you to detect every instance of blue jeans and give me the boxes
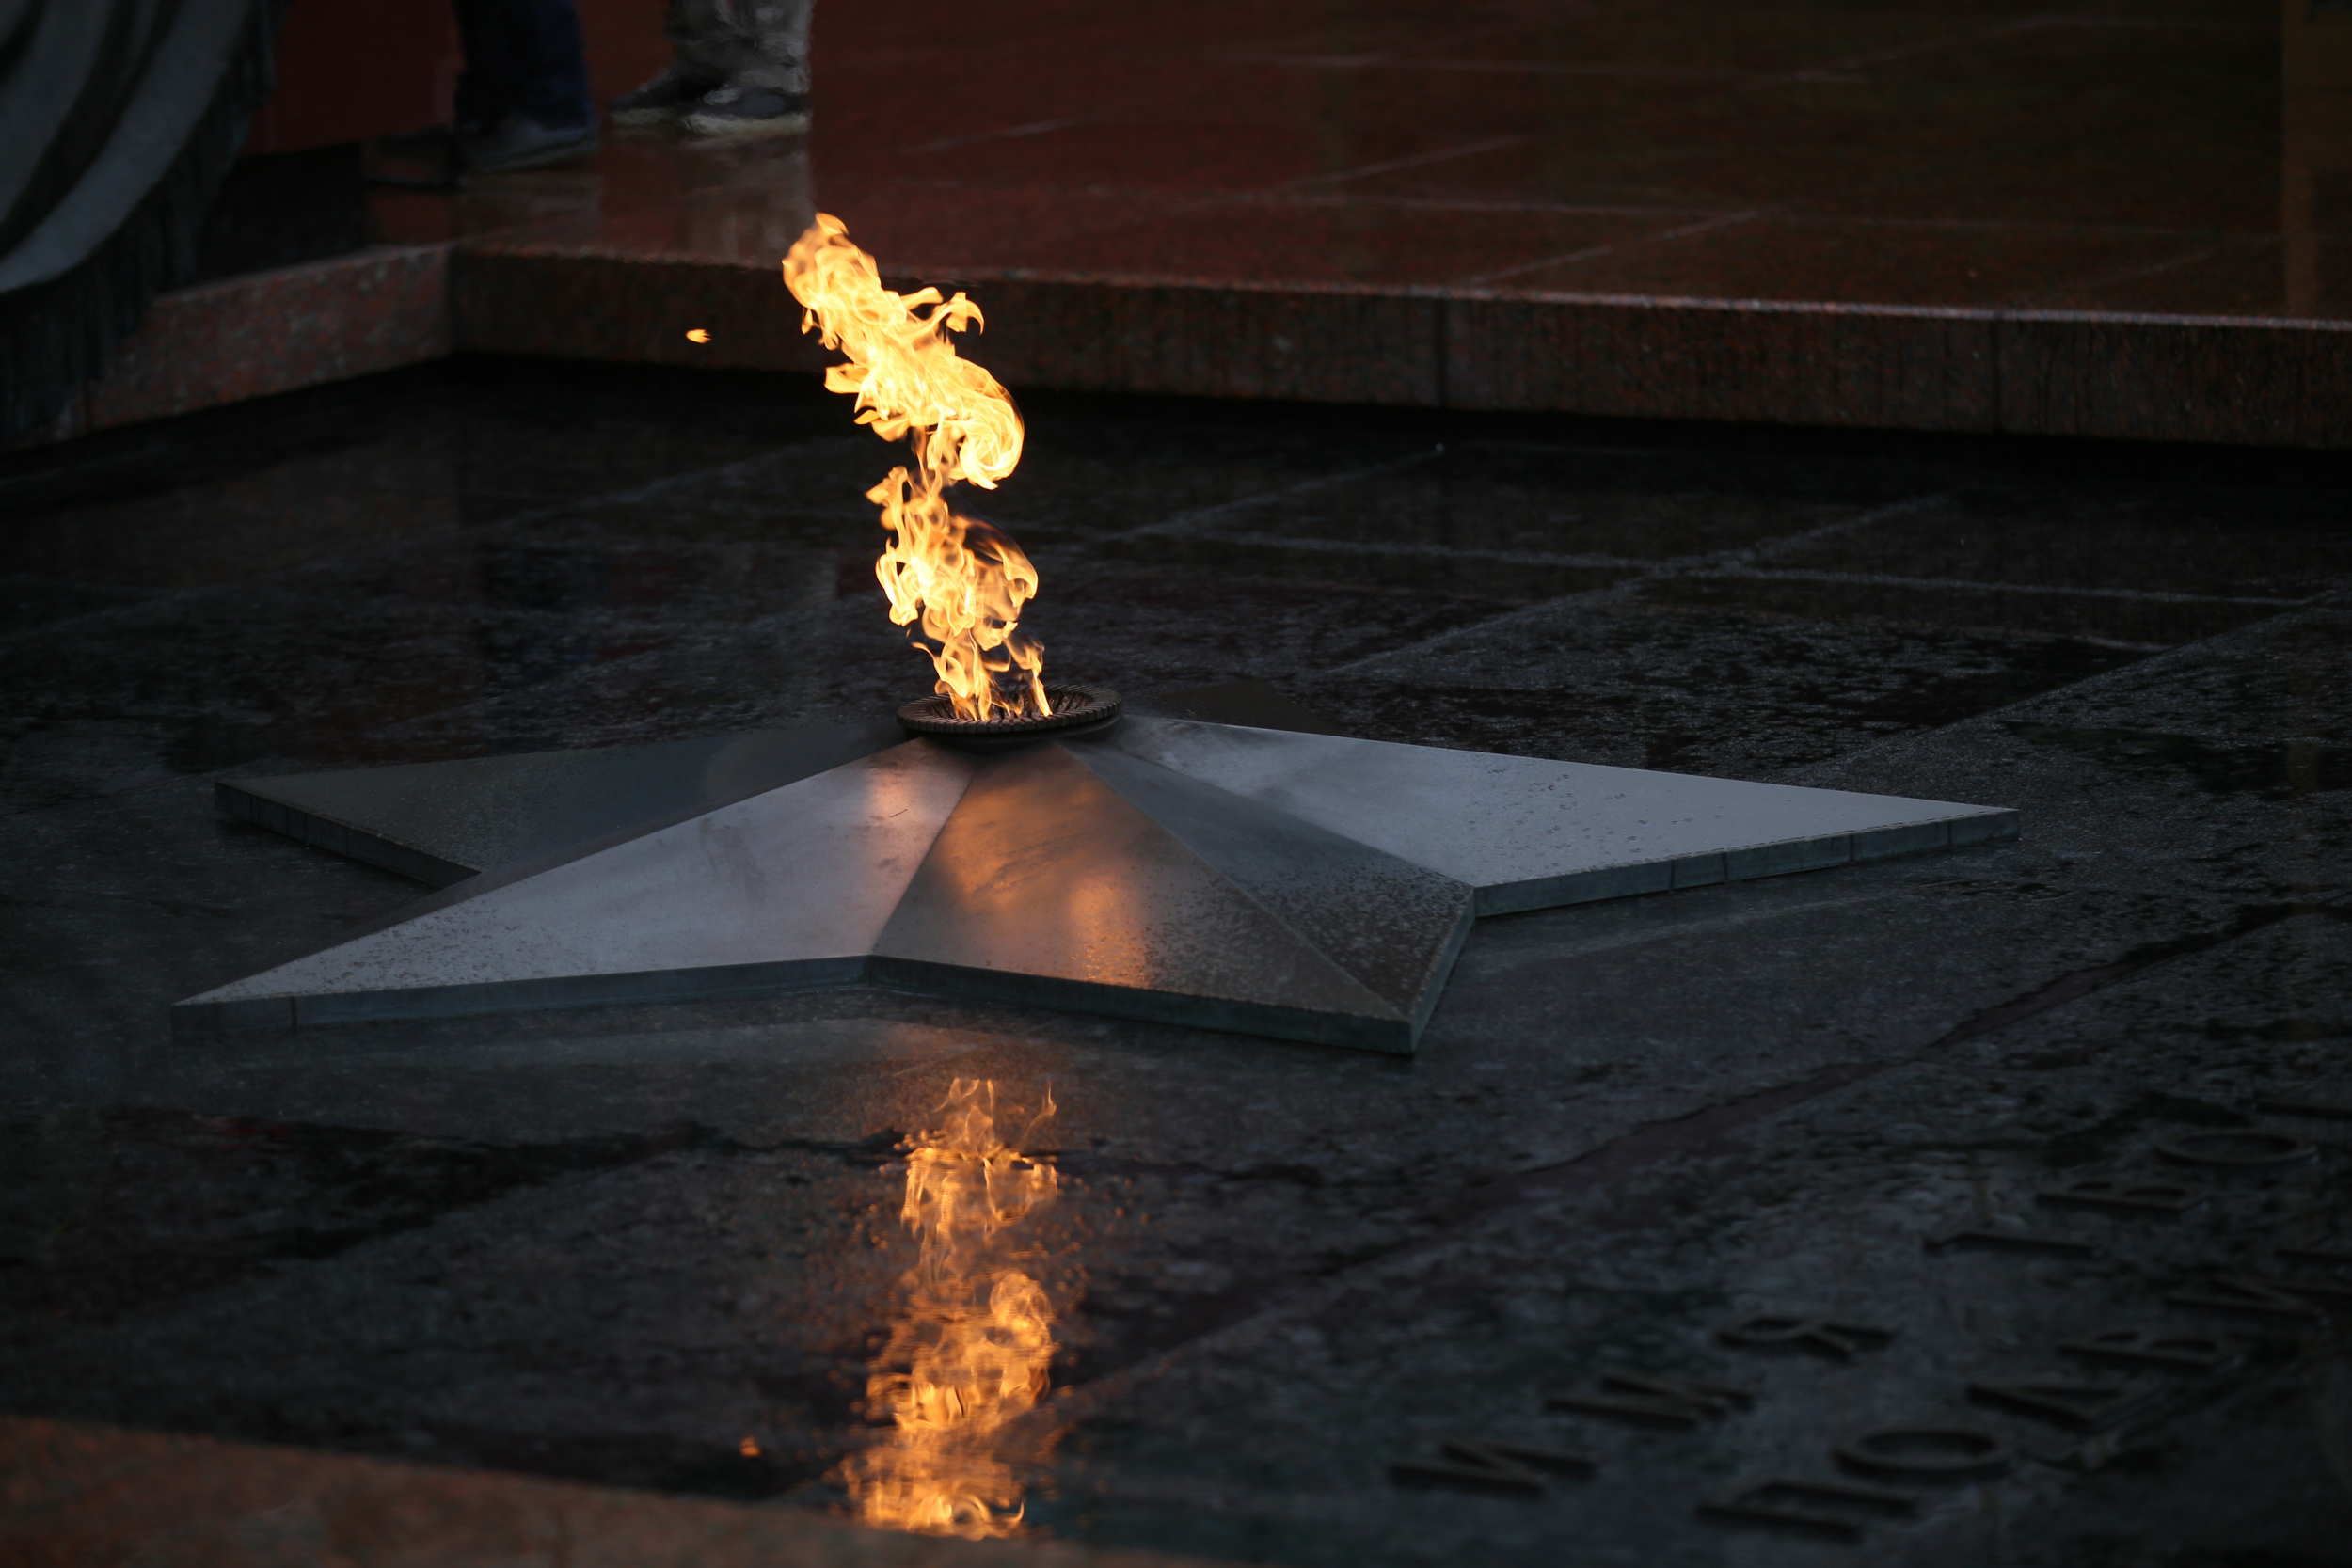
[452,0,593,131]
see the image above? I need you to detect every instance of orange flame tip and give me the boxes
[783,214,1049,722]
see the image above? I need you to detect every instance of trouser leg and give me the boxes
[668,0,813,94]
[510,0,595,126]
[453,0,593,129]
[451,0,518,129]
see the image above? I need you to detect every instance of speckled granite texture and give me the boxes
[24,0,2352,451]
[425,0,2352,446]
[2,360,2348,1567]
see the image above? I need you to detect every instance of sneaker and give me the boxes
[678,85,811,140]
[610,67,719,126]
[458,114,599,174]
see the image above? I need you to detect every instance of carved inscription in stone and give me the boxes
[1714,1315,1894,1360]
[2059,1327,2246,1373]
[1545,1371,1755,1429]
[2167,1274,2332,1319]
[1405,1096,2345,1535]
[2154,1131,2318,1167]
[2038,1178,2205,1215]
[1966,1376,2158,1432]
[1925,1226,2098,1258]
[1389,1438,1595,1496]
[1701,1427,2010,1538]
[1833,1426,2011,1481]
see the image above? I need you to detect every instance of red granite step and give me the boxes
[24,0,2348,449]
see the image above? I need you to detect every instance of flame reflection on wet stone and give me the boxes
[843,1079,1061,1538]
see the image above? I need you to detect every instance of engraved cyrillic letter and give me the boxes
[2154,1131,2317,1167]
[1715,1315,1894,1359]
[2037,1179,2204,1215]
[2166,1274,2326,1319]
[1545,1371,1754,1428]
[2059,1327,2244,1373]
[1389,1437,1595,1496]
[1925,1227,2097,1258]
[1834,1426,2010,1480]
[1967,1376,2154,1431]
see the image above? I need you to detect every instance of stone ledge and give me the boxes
[23,243,2351,450]
[0,1415,1233,1568]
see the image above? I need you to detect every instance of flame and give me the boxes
[844,1079,1060,1538]
[686,328,712,343]
[782,214,1050,721]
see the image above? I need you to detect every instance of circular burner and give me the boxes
[897,685,1123,750]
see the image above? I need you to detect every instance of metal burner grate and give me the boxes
[897,685,1123,750]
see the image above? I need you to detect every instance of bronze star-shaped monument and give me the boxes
[177,689,2013,1053]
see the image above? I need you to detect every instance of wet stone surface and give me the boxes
[1304,600,2141,775]
[3,358,2350,1567]
[1767,484,2352,601]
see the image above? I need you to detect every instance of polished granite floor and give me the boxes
[3,359,2350,1567]
[376,0,2343,321]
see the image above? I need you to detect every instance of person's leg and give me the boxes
[717,0,811,95]
[612,0,724,124]
[676,0,813,137]
[450,0,518,134]
[509,0,595,129]
[460,0,599,171]
[748,0,813,96]
[664,0,762,88]
[615,0,814,134]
